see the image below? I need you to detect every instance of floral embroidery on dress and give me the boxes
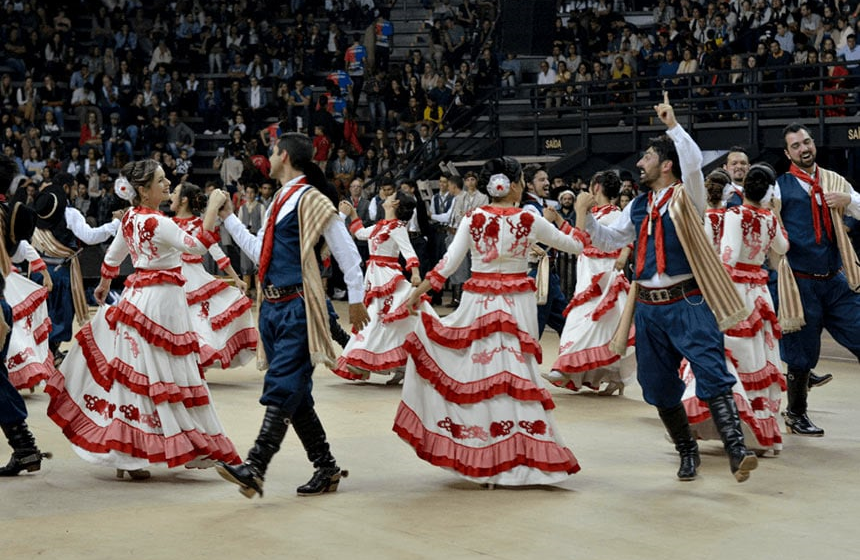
[507,212,534,257]
[123,331,140,358]
[198,301,210,320]
[437,417,489,441]
[8,347,35,368]
[472,345,526,365]
[489,420,515,438]
[119,404,162,428]
[518,420,547,436]
[476,294,515,310]
[137,216,160,257]
[84,394,116,419]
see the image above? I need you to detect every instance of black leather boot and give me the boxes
[784,367,824,436]
[329,314,351,348]
[657,404,700,481]
[291,406,348,496]
[215,406,290,498]
[707,393,758,482]
[0,422,52,476]
[807,370,833,390]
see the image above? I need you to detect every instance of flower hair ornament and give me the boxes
[487,173,511,198]
[761,184,775,207]
[114,176,135,202]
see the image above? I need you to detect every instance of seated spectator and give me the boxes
[79,111,103,152]
[165,110,195,159]
[15,76,37,125]
[818,49,849,117]
[39,74,66,130]
[103,112,134,167]
[500,52,521,94]
[400,96,424,129]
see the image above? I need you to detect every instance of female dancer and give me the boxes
[170,182,257,370]
[333,190,423,384]
[543,170,634,395]
[46,160,240,479]
[681,164,787,455]
[395,157,586,487]
[6,241,53,390]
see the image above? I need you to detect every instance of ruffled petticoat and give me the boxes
[548,253,635,393]
[46,276,240,471]
[181,260,257,370]
[680,282,785,455]
[5,272,53,391]
[332,263,426,381]
[394,272,580,486]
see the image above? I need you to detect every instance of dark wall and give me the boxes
[500,0,556,56]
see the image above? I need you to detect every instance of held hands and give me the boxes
[575,192,595,216]
[411,271,421,287]
[338,200,356,217]
[349,302,370,332]
[112,208,128,221]
[543,206,561,226]
[654,90,678,130]
[94,278,111,305]
[235,277,248,295]
[42,271,53,293]
[405,288,423,315]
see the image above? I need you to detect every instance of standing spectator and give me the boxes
[375,15,394,71]
[237,183,264,296]
[312,125,332,169]
[345,34,368,102]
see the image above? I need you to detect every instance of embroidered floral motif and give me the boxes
[199,301,211,320]
[84,394,116,420]
[369,220,396,252]
[137,216,160,257]
[489,420,514,438]
[119,404,162,428]
[23,314,33,333]
[472,345,526,364]
[182,234,197,248]
[437,417,489,441]
[477,294,515,310]
[469,212,486,244]
[738,207,764,260]
[8,347,35,367]
[507,212,533,257]
[476,216,501,262]
[123,331,140,358]
[518,420,547,436]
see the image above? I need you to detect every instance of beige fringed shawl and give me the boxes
[297,188,338,367]
[609,185,751,355]
[31,229,90,325]
[818,168,860,291]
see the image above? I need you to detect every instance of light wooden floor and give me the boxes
[3,302,859,560]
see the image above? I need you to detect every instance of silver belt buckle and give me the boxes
[263,285,280,299]
[650,288,671,303]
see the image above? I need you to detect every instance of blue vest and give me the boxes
[777,174,841,274]
[726,192,743,209]
[264,190,306,288]
[629,192,692,279]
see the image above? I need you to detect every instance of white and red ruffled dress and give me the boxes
[681,204,787,454]
[5,249,53,390]
[394,206,585,486]
[46,208,240,471]
[548,205,635,392]
[333,218,425,381]
[173,216,256,370]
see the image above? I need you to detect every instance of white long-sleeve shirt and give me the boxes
[65,207,120,244]
[222,175,365,304]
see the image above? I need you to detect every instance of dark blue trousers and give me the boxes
[0,300,27,425]
[780,273,860,371]
[634,293,735,409]
[46,265,74,345]
[528,268,567,338]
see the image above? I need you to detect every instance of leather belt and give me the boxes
[263,283,304,302]
[793,268,841,281]
[637,278,700,305]
[408,231,423,239]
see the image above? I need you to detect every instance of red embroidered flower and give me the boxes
[120,404,141,422]
[490,420,514,438]
[469,213,487,244]
[520,211,534,228]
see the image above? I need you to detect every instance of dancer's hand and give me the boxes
[654,90,677,129]
[338,200,356,217]
[543,206,561,226]
[94,278,111,305]
[42,271,53,292]
[575,192,595,216]
[824,191,850,209]
[349,302,370,331]
[411,270,421,287]
[405,289,422,314]
[235,277,248,294]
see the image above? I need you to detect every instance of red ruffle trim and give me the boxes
[101,262,120,279]
[404,334,554,409]
[684,392,783,448]
[349,218,363,235]
[209,296,253,331]
[182,254,204,264]
[563,273,605,317]
[725,296,781,339]
[727,266,769,285]
[590,274,630,322]
[45,376,241,468]
[421,310,542,363]
[426,269,446,292]
[198,327,258,369]
[572,227,590,245]
[550,336,636,377]
[392,403,580,478]
[216,257,231,270]
[106,301,201,356]
[29,258,47,273]
[76,323,210,408]
[404,257,420,271]
[11,286,49,321]
[581,247,622,259]
[125,268,187,289]
[9,359,53,390]
[33,317,52,344]
[737,360,787,392]
[381,295,431,324]
[197,229,220,249]
[463,273,536,295]
[331,347,408,380]
[186,279,230,306]
[364,275,406,306]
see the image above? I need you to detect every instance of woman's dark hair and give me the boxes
[395,190,417,221]
[591,170,622,200]
[478,156,522,198]
[121,159,161,205]
[705,168,731,206]
[178,182,208,215]
[744,163,776,203]
[303,161,339,206]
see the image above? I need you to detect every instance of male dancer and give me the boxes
[774,123,860,436]
[722,146,749,207]
[213,133,369,498]
[522,165,567,337]
[579,93,757,482]
[31,173,121,364]
[0,154,51,476]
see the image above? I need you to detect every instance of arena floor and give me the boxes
[3,301,859,560]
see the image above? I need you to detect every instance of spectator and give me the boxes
[15,76,37,125]
[79,111,103,152]
[39,74,65,130]
[312,124,332,168]
[375,15,394,71]
[331,147,356,192]
[103,112,134,167]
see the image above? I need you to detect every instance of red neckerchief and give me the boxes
[788,163,832,244]
[258,177,306,284]
[635,185,676,278]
